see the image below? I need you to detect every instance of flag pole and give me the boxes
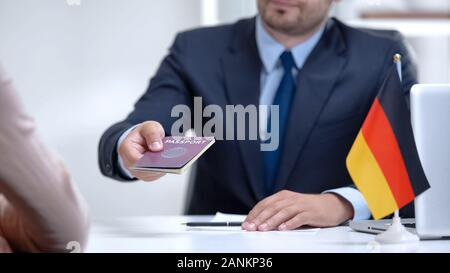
[393,53,402,224]
[375,53,420,244]
[394,53,402,82]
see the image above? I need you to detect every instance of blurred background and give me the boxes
[0,0,449,220]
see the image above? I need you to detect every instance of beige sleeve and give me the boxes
[0,64,90,253]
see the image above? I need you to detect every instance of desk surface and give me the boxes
[86,216,450,253]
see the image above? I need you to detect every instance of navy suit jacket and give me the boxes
[98,17,418,217]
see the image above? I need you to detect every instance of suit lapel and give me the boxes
[221,18,266,200]
[274,19,348,191]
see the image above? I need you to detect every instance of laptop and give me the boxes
[350,84,450,239]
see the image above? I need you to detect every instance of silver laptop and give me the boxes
[350,84,450,239]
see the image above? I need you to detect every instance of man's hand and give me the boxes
[118,121,166,182]
[242,190,354,231]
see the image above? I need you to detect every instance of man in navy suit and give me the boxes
[98,0,417,231]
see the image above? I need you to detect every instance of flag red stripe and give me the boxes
[361,98,416,208]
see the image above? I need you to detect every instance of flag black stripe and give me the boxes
[377,65,430,196]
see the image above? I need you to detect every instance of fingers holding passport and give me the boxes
[140,121,165,152]
[119,121,166,182]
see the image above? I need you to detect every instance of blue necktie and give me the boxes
[263,51,297,196]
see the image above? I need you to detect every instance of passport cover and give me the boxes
[132,136,215,174]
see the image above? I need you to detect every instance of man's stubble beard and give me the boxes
[261,8,328,36]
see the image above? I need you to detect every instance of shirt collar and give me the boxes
[256,16,325,73]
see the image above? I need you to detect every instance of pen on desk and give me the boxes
[182,221,243,227]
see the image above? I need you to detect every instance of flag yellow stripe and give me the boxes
[346,132,398,219]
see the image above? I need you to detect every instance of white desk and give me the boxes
[86,216,450,253]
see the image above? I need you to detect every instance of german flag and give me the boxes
[346,61,430,220]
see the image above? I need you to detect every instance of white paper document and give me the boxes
[211,212,247,222]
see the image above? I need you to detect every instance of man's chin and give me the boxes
[263,11,300,30]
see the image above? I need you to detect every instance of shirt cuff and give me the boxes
[116,125,139,179]
[324,187,371,221]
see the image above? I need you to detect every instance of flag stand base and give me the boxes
[375,213,419,244]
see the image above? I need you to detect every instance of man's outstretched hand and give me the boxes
[118,121,166,182]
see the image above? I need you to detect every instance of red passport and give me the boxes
[132,136,215,174]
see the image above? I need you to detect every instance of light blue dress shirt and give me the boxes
[117,17,371,221]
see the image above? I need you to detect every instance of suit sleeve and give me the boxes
[98,33,193,181]
[0,65,90,252]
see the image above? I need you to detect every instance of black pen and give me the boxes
[183,221,243,227]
